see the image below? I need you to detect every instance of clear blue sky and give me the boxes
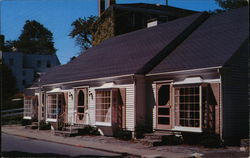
[1,0,220,64]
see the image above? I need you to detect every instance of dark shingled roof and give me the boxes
[149,7,249,75]
[40,13,201,85]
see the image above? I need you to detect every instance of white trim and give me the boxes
[153,80,174,84]
[46,118,57,122]
[173,77,203,85]
[23,116,32,119]
[95,82,115,89]
[95,122,112,126]
[73,86,89,89]
[204,79,221,83]
[40,74,134,87]
[172,126,202,133]
[146,66,222,76]
[199,85,202,128]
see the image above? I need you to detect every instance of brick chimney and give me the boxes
[98,0,116,16]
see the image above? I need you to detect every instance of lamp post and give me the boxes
[37,72,45,130]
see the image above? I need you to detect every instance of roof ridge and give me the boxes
[136,12,210,74]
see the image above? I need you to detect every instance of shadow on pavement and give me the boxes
[1,151,129,158]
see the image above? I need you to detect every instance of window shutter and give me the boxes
[119,88,126,129]
[112,88,119,126]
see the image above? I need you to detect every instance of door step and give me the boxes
[139,131,183,147]
[54,124,85,137]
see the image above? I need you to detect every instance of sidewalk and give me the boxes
[2,125,191,158]
[2,125,247,158]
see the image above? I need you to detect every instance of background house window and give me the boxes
[96,90,111,123]
[174,86,200,127]
[37,60,41,67]
[9,58,14,66]
[24,99,32,117]
[46,60,51,68]
[22,80,26,85]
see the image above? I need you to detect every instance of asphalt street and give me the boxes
[1,133,122,157]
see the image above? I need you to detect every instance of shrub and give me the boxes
[21,119,32,126]
[39,120,51,130]
[162,135,183,145]
[115,129,132,140]
[182,132,201,145]
[201,130,222,148]
[79,125,100,136]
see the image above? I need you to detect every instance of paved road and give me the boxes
[1,133,122,157]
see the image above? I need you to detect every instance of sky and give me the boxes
[1,0,221,64]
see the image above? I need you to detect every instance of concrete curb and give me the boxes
[2,131,132,157]
[2,126,193,158]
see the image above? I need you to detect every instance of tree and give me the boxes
[215,0,249,10]
[15,20,56,54]
[69,16,98,52]
[0,63,17,105]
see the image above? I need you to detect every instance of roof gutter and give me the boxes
[28,73,134,89]
[146,66,222,76]
[136,12,210,75]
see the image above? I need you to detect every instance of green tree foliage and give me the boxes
[215,0,249,10]
[0,62,17,105]
[69,16,98,52]
[4,20,56,54]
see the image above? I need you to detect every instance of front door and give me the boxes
[76,89,88,124]
[156,84,172,129]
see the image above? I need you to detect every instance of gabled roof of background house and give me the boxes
[149,7,249,75]
[40,13,202,85]
[112,3,198,17]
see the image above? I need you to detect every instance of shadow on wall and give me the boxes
[145,81,156,132]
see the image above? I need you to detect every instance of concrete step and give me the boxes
[63,125,85,131]
[54,130,78,137]
[25,125,38,129]
[31,122,38,126]
[139,139,162,147]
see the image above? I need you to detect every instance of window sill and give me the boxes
[95,122,111,126]
[23,116,32,119]
[172,126,202,133]
[46,118,57,122]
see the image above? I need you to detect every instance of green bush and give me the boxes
[182,132,201,145]
[115,129,132,140]
[79,125,100,136]
[39,120,51,130]
[201,130,222,148]
[162,135,183,145]
[21,119,32,126]
[2,115,23,125]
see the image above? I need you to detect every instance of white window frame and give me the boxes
[23,98,32,119]
[173,85,202,132]
[95,89,112,126]
[46,93,61,122]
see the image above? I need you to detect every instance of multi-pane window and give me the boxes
[37,60,41,67]
[24,99,32,117]
[47,94,63,119]
[96,90,111,123]
[174,86,200,128]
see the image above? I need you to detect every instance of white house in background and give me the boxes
[1,51,60,91]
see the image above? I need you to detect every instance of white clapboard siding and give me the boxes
[67,89,75,124]
[88,84,135,131]
[152,83,157,130]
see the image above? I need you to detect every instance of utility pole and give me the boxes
[37,72,45,130]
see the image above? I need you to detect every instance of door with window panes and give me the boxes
[76,89,88,124]
[156,84,172,129]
